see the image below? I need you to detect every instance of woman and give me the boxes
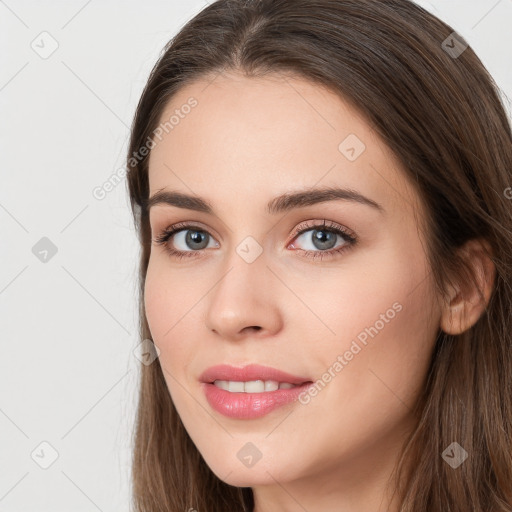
[126,0,512,510]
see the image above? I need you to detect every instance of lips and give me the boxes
[199,364,314,419]
[199,363,312,386]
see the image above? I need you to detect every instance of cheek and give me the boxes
[318,243,439,406]
[143,257,209,388]
[143,261,168,340]
[282,253,425,348]
[300,233,438,385]
[143,256,195,340]
[280,254,438,464]
[143,259,188,366]
[143,262,196,415]
[362,270,439,402]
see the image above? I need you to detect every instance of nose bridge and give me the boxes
[204,241,283,338]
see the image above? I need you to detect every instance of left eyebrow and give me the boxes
[146,186,385,215]
[266,186,384,215]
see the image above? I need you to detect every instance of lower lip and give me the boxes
[201,382,313,419]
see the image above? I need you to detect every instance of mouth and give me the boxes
[199,363,312,387]
[209,379,309,392]
[199,364,314,419]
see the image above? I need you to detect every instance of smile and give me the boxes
[212,379,298,392]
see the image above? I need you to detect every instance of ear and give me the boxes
[440,238,496,335]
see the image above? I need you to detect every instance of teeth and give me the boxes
[225,381,242,392]
[264,380,279,391]
[213,380,299,393]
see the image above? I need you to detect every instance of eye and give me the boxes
[153,222,219,260]
[288,220,357,261]
[170,227,217,251]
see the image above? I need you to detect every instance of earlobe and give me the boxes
[439,238,496,335]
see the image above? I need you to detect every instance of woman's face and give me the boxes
[145,71,442,507]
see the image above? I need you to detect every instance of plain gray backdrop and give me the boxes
[1,0,511,510]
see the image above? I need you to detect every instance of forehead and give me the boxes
[147,71,421,219]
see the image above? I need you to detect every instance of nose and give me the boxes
[204,252,283,341]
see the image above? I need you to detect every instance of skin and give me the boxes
[144,71,494,512]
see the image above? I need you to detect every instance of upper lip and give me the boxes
[199,364,312,385]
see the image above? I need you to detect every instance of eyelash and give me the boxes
[152,219,358,262]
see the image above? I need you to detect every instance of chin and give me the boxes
[217,469,277,488]
[202,455,284,487]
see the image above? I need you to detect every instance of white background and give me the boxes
[0,0,511,510]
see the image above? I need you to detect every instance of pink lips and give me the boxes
[199,363,311,385]
[199,364,314,419]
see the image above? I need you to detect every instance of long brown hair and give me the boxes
[125,1,512,510]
